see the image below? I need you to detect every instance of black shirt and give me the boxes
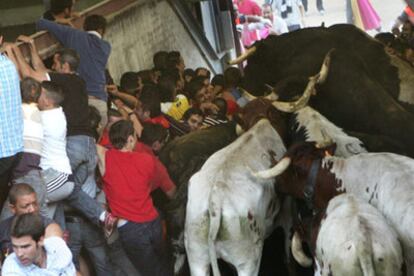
[49,72,94,137]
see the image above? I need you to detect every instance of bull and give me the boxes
[184,118,286,276]
[293,194,404,276]
[182,56,335,276]
[156,123,239,274]
[252,142,414,275]
[232,24,414,157]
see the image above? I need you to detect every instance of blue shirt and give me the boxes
[36,19,111,101]
[0,54,23,158]
[2,236,76,276]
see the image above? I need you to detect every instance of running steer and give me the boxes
[184,119,286,276]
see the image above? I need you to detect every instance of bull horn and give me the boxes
[291,231,313,267]
[240,88,257,101]
[228,46,257,65]
[263,84,279,101]
[271,75,318,112]
[235,124,244,136]
[271,49,332,113]
[251,157,291,179]
[316,48,334,84]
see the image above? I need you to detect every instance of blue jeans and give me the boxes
[107,238,141,276]
[66,135,98,197]
[118,217,172,276]
[66,215,114,275]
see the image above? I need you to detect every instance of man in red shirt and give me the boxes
[96,120,176,276]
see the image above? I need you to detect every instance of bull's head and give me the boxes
[235,49,332,135]
[251,142,338,210]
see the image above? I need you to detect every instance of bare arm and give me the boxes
[96,144,107,176]
[107,85,138,108]
[112,99,129,119]
[121,105,143,138]
[17,35,47,72]
[112,99,143,137]
[11,43,48,82]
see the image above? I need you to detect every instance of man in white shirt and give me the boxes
[2,213,76,275]
[37,81,117,238]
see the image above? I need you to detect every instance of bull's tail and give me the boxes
[208,185,222,276]
[355,217,375,276]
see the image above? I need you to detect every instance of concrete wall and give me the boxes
[105,0,211,84]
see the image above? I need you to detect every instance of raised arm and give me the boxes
[17,35,48,72]
[122,105,143,138]
[11,42,48,82]
[107,84,139,108]
[36,18,79,46]
[112,99,143,137]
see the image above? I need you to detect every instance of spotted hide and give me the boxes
[312,194,403,276]
[253,143,414,275]
[184,119,285,276]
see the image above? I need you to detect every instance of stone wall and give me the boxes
[105,0,211,83]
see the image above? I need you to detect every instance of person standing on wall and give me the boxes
[36,14,111,135]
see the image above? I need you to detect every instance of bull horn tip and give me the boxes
[291,231,313,267]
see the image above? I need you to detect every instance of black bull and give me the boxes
[241,24,414,158]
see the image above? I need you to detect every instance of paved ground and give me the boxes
[304,0,405,33]
[257,0,406,33]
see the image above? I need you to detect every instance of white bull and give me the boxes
[255,151,414,275]
[293,194,403,276]
[184,119,286,276]
[293,106,367,157]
